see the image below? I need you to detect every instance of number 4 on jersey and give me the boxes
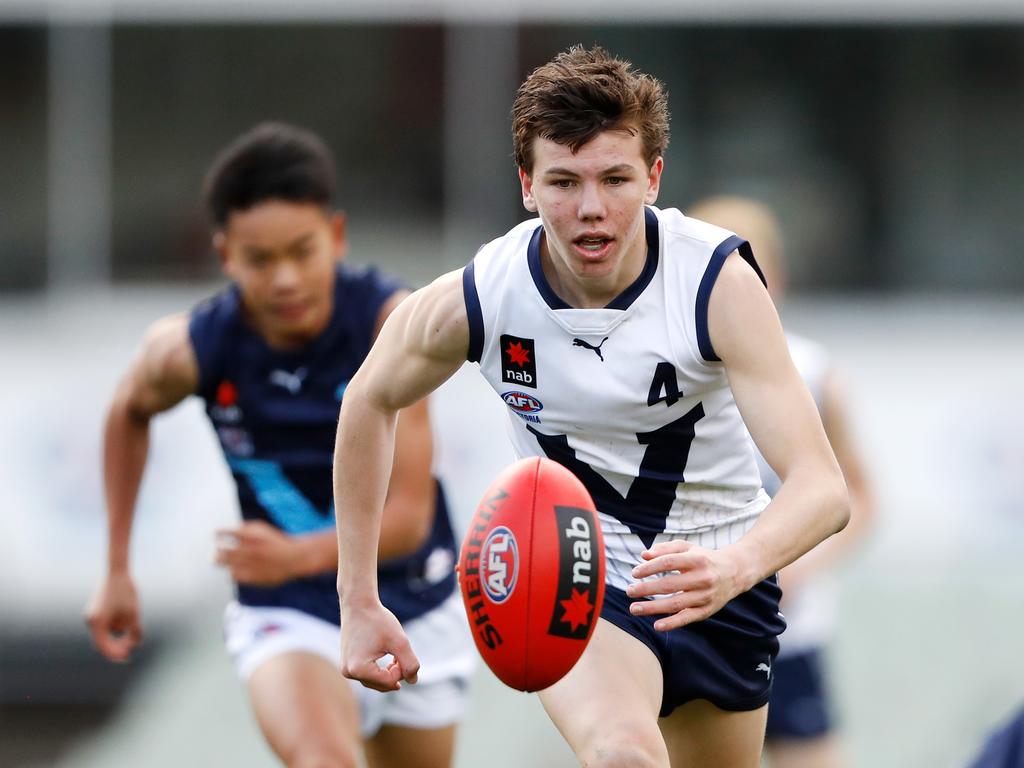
[529,364,702,547]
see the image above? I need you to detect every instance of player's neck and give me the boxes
[541,232,647,309]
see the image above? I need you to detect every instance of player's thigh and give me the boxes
[363,724,456,768]
[659,698,767,768]
[248,650,362,767]
[764,736,845,768]
[538,618,669,768]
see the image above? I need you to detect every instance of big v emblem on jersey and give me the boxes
[501,334,537,388]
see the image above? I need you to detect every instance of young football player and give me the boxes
[334,48,849,767]
[85,123,473,768]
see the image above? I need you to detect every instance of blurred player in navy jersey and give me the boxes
[334,47,849,767]
[689,195,876,768]
[85,123,473,768]
[968,704,1024,768]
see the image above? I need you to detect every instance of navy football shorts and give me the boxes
[601,576,786,717]
[764,647,834,740]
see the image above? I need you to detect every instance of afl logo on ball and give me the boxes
[480,526,519,604]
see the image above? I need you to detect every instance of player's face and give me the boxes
[519,129,662,305]
[217,200,346,348]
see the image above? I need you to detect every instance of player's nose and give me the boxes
[577,182,606,221]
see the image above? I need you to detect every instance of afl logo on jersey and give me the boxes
[501,391,543,423]
[480,526,519,604]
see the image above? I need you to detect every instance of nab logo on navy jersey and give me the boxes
[500,334,537,388]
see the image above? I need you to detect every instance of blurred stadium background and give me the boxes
[2,1,1023,766]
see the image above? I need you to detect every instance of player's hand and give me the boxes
[625,540,743,631]
[215,521,299,586]
[339,599,420,692]
[84,570,143,662]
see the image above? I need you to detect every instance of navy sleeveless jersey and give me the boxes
[189,264,457,625]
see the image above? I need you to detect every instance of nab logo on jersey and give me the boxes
[480,526,519,604]
[501,334,537,388]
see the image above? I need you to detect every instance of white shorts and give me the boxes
[223,593,476,737]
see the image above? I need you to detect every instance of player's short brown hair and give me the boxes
[511,45,670,173]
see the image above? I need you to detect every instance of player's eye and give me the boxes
[606,176,627,186]
[552,179,575,189]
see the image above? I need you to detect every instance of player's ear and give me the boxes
[213,230,233,277]
[331,211,349,263]
[519,167,538,213]
[643,156,664,206]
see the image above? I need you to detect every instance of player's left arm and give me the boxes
[629,251,850,629]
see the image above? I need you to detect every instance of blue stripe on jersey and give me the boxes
[695,234,747,362]
[228,458,334,533]
[463,261,485,363]
[606,207,660,310]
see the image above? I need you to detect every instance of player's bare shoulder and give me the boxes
[397,269,470,364]
[126,313,199,412]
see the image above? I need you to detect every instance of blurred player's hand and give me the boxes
[625,540,744,631]
[339,599,419,692]
[215,520,302,586]
[85,570,143,662]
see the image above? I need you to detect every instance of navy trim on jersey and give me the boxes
[463,261,485,363]
[739,240,767,288]
[606,206,661,310]
[527,206,661,311]
[695,234,748,362]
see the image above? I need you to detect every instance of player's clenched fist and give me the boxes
[84,571,143,662]
[339,599,420,692]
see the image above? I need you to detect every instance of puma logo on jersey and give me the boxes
[572,336,609,361]
[756,662,771,677]
[269,367,307,394]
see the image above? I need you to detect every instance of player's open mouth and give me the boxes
[274,302,310,321]
[573,235,613,257]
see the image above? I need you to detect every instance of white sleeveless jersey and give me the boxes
[756,333,837,654]
[463,206,771,592]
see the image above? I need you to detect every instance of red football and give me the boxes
[457,456,605,692]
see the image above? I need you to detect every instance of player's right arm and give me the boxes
[333,269,469,692]
[85,314,198,661]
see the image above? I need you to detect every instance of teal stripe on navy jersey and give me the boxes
[189,265,457,625]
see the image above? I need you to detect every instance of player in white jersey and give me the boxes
[333,47,849,767]
[690,196,875,768]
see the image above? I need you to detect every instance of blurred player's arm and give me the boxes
[778,369,876,595]
[219,290,436,586]
[334,269,468,691]
[629,252,849,629]
[85,313,198,661]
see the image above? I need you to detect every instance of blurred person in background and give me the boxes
[334,46,849,767]
[84,123,473,768]
[688,195,876,768]
[968,705,1024,767]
